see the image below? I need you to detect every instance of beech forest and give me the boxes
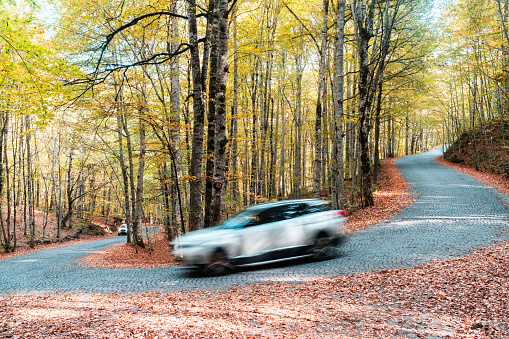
[0,0,507,251]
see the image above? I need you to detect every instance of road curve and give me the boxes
[1,148,508,295]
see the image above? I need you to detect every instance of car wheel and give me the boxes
[201,249,234,276]
[311,233,336,260]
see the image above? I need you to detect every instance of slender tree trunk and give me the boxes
[322,52,331,197]
[132,97,148,249]
[26,116,35,248]
[160,164,172,239]
[211,0,230,226]
[62,149,74,228]
[373,81,383,186]
[293,53,304,199]
[4,126,12,250]
[117,111,132,243]
[169,0,184,235]
[249,59,260,204]
[204,3,219,228]
[332,0,346,209]
[0,114,12,252]
[279,55,287,198]
[230,8,239,205]
[345,59,353,178]
[188,0,206,231]
[314,0,329,199]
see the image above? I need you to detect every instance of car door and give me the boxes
[237,207,284,263]
[275,203,308,250]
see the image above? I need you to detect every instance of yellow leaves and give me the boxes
[491,71,507,83]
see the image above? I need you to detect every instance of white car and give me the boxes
[118,224,128,236]
[171,199,347,275]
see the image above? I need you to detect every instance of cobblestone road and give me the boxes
[1,148,508,295]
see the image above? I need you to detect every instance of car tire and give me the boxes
[201,249,234,276]
[311,233,336,260]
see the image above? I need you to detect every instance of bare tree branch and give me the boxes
[94,11,188,76]
[283,3,320,50]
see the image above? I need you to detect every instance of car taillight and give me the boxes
[332,211,348,217]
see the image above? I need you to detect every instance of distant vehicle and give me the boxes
[118,224,128,236]
[171,199,348,275]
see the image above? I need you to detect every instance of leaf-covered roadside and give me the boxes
[2,240,508,338]
[345,157,413,233]
[435,156,509,197]
[80,232,181,269]
[0,216,115,262]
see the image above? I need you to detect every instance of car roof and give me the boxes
[245,199,328,211]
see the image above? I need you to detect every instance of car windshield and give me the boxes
[219,210,259,229]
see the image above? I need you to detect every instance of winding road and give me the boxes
[1,148,508,296]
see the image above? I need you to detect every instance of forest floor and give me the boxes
[2,155,509,338]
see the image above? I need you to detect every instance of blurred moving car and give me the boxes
[118,224,128,236]
[171,199,348,275]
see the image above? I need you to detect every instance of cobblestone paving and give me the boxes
[1,148,508,295]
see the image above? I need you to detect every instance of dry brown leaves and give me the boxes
[346,157,413,233]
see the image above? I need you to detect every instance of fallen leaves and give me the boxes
[346,157,414,233]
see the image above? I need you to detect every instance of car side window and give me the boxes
[282,203,307,220]
[244,207,285,227]
[268,207,286,223]
[305,202,330,214]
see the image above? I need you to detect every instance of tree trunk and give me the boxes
[373,81,383,186]
[293,53,304,199]
[62,149,74,228]
[350,0,400,207]
[230,8,239,205]
[0,114,12,252]
[133,102,147,249]
[25,115,35,249]
[249,60,260,204]
[279,54,287,198]
[167,1,185,236]
[314,0,329,199]
[188,0,206,231]
[332,0,346,210]
[116,111,132,243]
[211,0,230,226]
[160,164,172,239]
[204,3,219,228]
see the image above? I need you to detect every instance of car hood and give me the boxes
[171,227,234,245]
